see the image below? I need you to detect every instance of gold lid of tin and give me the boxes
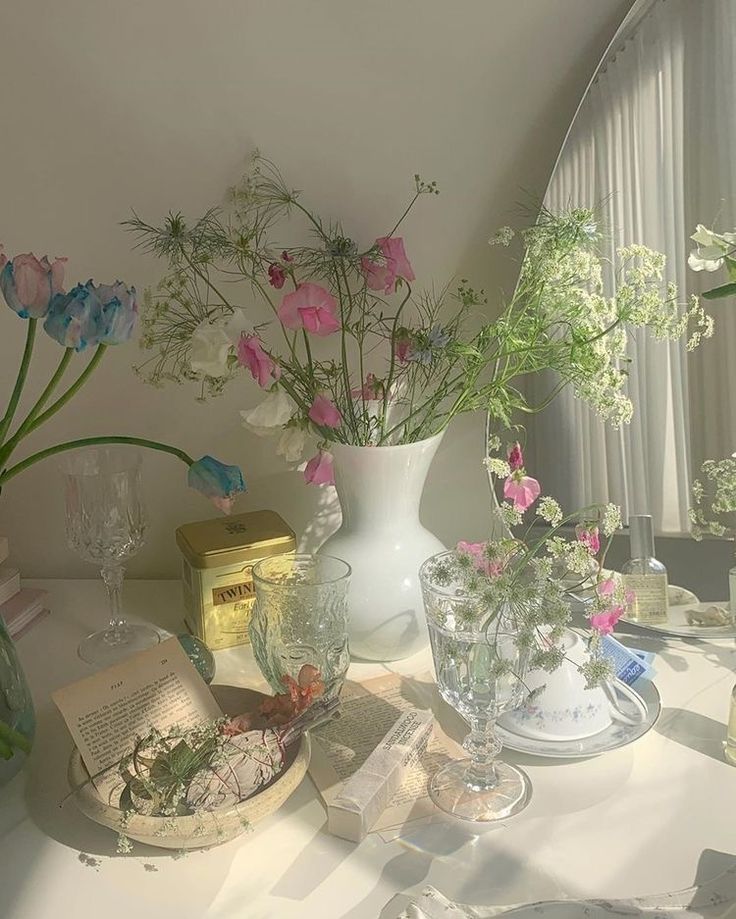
[176,509,296,570]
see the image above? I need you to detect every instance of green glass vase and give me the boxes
[0,616,34,784]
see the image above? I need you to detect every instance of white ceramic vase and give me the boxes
[320,432,445,661]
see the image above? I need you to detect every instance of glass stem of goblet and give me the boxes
[101,565,128,640]
[463,717,502,791]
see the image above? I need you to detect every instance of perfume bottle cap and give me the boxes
[629,514,655,559]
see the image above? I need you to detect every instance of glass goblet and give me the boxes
[250,554,351,702]
[62,447,158,665]
[420,551,532,822]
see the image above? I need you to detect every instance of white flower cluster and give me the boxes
[601,503,622,536]
[484,457,511,478]
[536,496,563,526]
[690,456,736,539]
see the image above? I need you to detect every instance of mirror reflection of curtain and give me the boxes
[526,0,736,534]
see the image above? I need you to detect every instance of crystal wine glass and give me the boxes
[63,447,158,665]
[420,551,532,822]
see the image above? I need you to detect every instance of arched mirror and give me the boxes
[500,0,736,596]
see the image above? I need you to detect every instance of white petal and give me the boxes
[691,224,718,247]
[190,321,232,378]
[276,427,308,462]
[688,251,724,272]
[224,309,254,345]
[241,389,295,435]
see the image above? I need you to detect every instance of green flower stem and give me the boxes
[0,319,38,445]
[0,436,194,486]
[25,344,107,437]
[0,348,74,467]
[0,719,31,756]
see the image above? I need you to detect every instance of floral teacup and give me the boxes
[499,630,647,741]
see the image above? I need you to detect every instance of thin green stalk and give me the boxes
[0,436,193,486]
[0,720,31,756]
[25,345,107,436]
[0,319,37,444]
[0,348,73,465]
[380,283,412,441]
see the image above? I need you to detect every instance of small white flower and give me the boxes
[240,389,294,436]
[484,457,511,478]
[190,320,233,378]
[601,503,622,536]
[276,426,308,463]
[537,497,563,527]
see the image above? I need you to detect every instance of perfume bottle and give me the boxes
[621,515,668,624]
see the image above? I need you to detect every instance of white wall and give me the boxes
[0,0,631,577]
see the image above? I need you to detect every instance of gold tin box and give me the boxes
[176,509,296,651]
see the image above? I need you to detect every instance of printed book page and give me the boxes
[53,637,223,803]
[309,672,461,837]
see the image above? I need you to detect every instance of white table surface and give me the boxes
[1,579,735,919]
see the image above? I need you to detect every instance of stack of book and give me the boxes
[0,537,49,639]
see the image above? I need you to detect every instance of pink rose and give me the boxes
[0,250,67,319]
[304,450,335,486]
[278,283,340,336]
[590,605,624,635]
[577,526,601,555]
[308,394,343,428]
[237,334,280,388]
[507,442,524,472]
[503,474,541,511]
[268,263,286,289]
[361,236,415,293]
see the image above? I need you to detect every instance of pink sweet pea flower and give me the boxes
[503,474,541,511]
[281,250,293,262]
[361,257,395,293]
[268,263,286,289]
[507,441,524,472]
[308,394,343,428]
[597,577,616,598]
[457,541,504,577]
[361,236,415,293]
[237,334,280,388]
[378,236,415,282]
[590,605,624,635]
[278,283,340,336]
[304,450,335,486]
[351,373,380,400]
[577,525,601,555]
[394,328,412,364]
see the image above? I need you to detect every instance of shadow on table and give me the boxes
[655,706,727,763]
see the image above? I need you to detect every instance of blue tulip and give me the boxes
[188,455,246,514]
[43,282,102,351]
[43,279,138,350]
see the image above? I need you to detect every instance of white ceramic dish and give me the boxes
[67,685,311,849]
[496,679,660,759]
[620,602,736,640]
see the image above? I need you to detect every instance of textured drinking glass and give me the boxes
[250,554,351,700]
[420,550,532,822]
[63,448,158,665]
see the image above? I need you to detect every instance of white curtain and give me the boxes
[527,0,736,534]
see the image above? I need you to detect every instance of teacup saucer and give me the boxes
[496,680,661,759]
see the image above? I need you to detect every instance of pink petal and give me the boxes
[304,450,335,486]
[376,237,415,282]
[503,475,540,511]
[309,394,343,428]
